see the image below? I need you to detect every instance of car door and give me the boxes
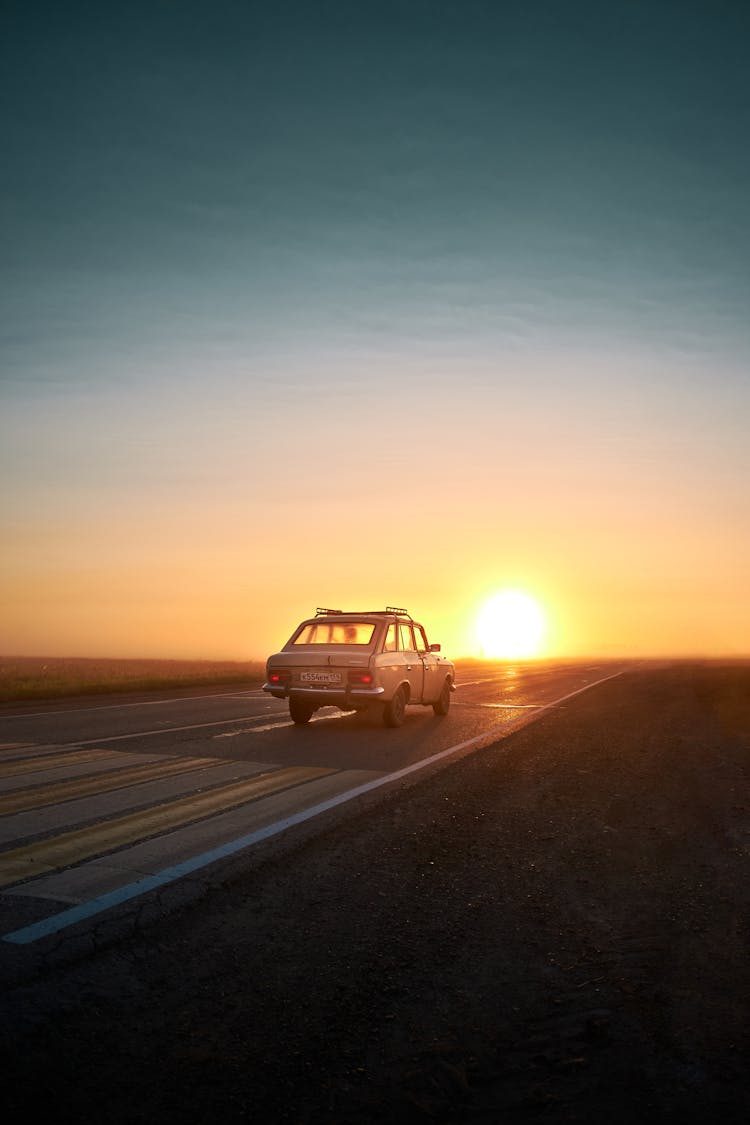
[413,622,440,703]
[398,622,425,703]
[377,622,402,700]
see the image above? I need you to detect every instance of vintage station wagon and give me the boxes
[263,607,456,727]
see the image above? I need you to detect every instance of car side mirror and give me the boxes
[429,643,441,652]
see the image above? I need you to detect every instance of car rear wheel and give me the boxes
[383,685,407,728]
[433,678,451,716]
[289,697,314,724]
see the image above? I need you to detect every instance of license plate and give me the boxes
[300,671,342,684]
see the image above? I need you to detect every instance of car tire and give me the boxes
[289,697,314,724]
[383,685,407,728]
[433,678,451,716]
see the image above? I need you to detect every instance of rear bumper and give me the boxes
[263,683,386,708]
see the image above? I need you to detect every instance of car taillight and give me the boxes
[268,670,291,686]
[348,670,374,686]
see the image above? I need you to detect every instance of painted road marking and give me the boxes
[0,756,219,816]
[15,713,288,751]
[215,722,289,736]
[0,748,122,778]
[0,689,267,720]
[0,765,335,890]
[451,702,548,709]
[2,669,626,945]
[214,708,350,737]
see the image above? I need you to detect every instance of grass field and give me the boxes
[0,656,266,702]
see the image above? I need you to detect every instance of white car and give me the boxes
[263,607,456,727]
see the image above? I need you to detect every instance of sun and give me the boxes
[476,591,546,659]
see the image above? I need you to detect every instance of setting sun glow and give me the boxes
[477,591,546,659]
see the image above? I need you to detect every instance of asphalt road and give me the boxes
[0,660,625,953]
[2,661,748,1124]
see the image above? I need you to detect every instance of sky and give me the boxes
[1,0,749,661]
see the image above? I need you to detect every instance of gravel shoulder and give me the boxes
[3,663,750,1123]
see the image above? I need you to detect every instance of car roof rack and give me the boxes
[313,606,412,618]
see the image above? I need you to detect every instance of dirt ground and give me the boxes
[2,664,749,1123]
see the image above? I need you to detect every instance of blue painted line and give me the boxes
[2,670,624,946]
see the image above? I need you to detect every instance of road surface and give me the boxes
[0,660,624,948]
[1,661,748,1124]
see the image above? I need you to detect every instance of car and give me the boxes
[263,606,456,727]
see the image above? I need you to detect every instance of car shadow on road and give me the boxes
[219,706,456,773]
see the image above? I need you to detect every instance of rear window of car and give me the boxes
[292,622,376,646]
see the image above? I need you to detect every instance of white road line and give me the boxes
[30,713,286,751]
[214,709,349,737]
[455,677,510,688]
[214,723,289,737]
[455,664,610,690]
[0,689,266,720]
[451,702,546,709]
[2,668,624,946]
